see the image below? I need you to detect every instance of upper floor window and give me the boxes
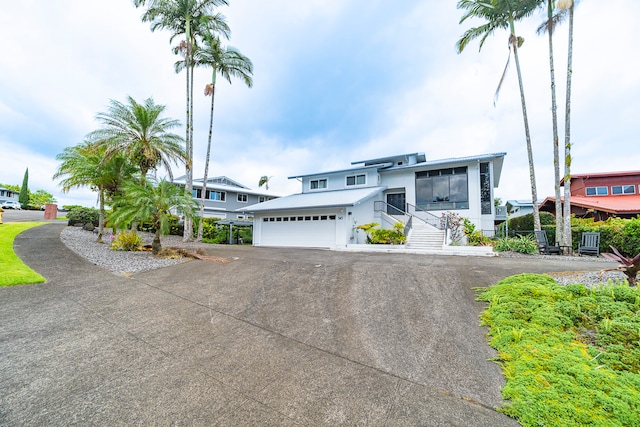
[415,167,469,210]
[585,186,608,196]
[258,196,266,203]
[346,174,366,186]
[208,190,226,201]
[611,185,636,195]
[310,179,327,190]
[237,193,248,203]
[192,188,202,198]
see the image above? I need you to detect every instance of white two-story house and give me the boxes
[240,152,505,248]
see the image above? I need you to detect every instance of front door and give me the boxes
[386,193,406,215]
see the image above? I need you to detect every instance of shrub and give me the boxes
[494,234,538,254]
[110,230,144,251]
[463,218,491,246]
[441,212,464,244]
[67,207,99,227]
[358,222,405,245]
[508,211,555,233]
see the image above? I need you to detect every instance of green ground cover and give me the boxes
[478,274,640,427]
[0,222,46,286]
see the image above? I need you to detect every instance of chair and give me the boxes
[578,232,601,256]
[534,230,561,255]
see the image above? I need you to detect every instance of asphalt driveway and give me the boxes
[1,223,613,425]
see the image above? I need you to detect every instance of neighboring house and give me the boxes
[540,171,640,220]
[506,200,534,218]
[174,176,278,219]
[0,187,19,204]
[240,152,506,248]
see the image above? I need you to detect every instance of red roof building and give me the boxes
[540,171,640,220]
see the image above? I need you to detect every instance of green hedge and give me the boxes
[67,207,99,227]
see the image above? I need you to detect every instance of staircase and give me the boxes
[406,220,445,250]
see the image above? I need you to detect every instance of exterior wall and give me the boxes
[570,175,640,197]
[301,169,379,193]
[347,200,378,244]
[0,188,19,203]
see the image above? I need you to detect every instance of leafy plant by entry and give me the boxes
[477,274,640,426]
[357,222,406,244]
[601,246,640,287]
[493,234,538,254]
[463,218,491,246]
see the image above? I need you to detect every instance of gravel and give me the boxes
[59,226,205,274]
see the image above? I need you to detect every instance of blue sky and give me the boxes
[1,0,639,207]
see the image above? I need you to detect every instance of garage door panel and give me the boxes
[259,213,337,247]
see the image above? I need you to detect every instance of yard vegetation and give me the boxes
[477,274,640,426]
[0,223,46,286]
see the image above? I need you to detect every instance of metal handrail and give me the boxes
[405,202,442,229]
[373,200,440,229]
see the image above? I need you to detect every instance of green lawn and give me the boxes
[477,274,640,427]
[0,222,47,286]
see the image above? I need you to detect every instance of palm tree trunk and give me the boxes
[97,188,105,243]
[198,78,217,241]
[509,20,541,232]
[183,24,194,242]
[152,228,162,255]
[562,2,574,249]
[547,0,563,245]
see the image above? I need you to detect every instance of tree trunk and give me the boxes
[509,21,541,232]
[547,0,563,244]
[97,188,105,243]
[562,2,574,249]
[198,77,217,241]
[183,30,194,242]
[152,229,162,255]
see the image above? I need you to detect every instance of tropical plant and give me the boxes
[463,218,491,246]
[54,141,136,242]
[601,247,640,287]
[441,211,464,244]
[110,230,145,251]
[456,0,542,232]
[109,176,198,254]
[177,31,253,240]
[87,96,186,182]
[258,175,272,191]
[133,0,231,242]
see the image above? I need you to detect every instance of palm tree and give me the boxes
[54,142,136,242]
[456,0,542,232]
[537,0,565,245]
[133,0,230,242]
[109,176,198,254]
[258,175,272,191]
[87,96,187,182]
[177,32,253,240]
[558,0,575,249]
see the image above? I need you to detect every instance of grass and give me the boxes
[477,274,640,427]
[0,222,47,286]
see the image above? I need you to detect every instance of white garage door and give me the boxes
[259,213,337,247]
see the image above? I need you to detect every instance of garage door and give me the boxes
[259,213,337,247]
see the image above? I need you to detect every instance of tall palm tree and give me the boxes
[456,0,542,232]
[54,142,136,242]
[177,32,253,240]
[109,176,198,254]
[133,0,230,242]
[87,96,187,182]
[537,0,565,245]
[558,0,575,248]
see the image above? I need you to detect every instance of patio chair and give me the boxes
[578,232,601,256]
[534,230,562,255]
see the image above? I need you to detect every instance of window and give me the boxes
[585,186,608,196]
[208,190,226,201]
[310,179,327,190]
[237,193,248,203]
[258,196,266,203]
[611,185,636,195]
[480,163,492,215]
[415,167,469,210]
[346,174,366,186]
[192,188,202,198]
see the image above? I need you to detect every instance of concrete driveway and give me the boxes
[1,223,613,425]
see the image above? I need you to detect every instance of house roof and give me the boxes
[540,195,640,214]
[560,171,640,185]
[506,200,533,207]
[173,175,278,197]
[351,153,426,166]
[237,186,386,213]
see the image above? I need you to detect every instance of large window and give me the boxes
[192,188,202,198]
[346,174,366,186]
[237,193,248,203]
[310,179,327,190]
[208,190,226,201]
[611,185,636,195]
[585,186,608,196]
[480,162,491,215]
[415,167,468,210]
